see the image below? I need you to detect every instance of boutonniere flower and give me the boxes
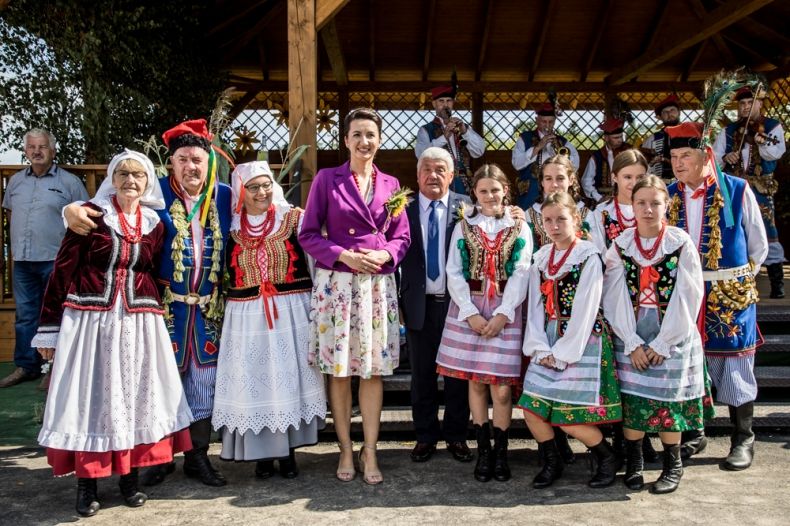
[455,202,469,223]
[385,187,414,218]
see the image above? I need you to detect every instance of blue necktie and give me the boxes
[427,201,440,281]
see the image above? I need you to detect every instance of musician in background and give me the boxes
[713,86,787,299]
[581,118,632,201]
[641,95,681,184]
[415,84,485,196]
[512,101,580,210]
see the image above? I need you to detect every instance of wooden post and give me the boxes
[471,91,484,166]
[287,0,318,206]
[337,89,349,164]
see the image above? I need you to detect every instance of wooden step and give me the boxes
[759,334,790,353]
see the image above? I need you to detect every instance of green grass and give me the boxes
[0,362,47,447]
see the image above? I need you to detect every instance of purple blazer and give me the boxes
[299,162,411,274]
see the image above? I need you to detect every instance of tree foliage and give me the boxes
[0,1,226,163]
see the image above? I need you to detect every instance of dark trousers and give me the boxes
[407,296,470,444]
[13,260,54,374]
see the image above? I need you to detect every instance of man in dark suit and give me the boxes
[399,147,474,463]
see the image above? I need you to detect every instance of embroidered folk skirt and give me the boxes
[517,323,622,426]
[212,292,327,461]
[435,294,523,386]
[308,269,400,378]
[33,299,194,477]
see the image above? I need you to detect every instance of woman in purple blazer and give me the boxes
[299,108,411,485]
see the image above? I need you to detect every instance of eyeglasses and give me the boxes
[115,171,147,180]
[244,182,273,193]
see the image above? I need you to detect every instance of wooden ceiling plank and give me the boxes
[228,90,262,121]
[680,40,707,82]
[475,0,495,82]
[256,35,269,82]
[580,0,614,82]
[223,2,285,63]
[208,0,269,36]
[369,0,376,81]
[606,0,775,86]
[713,0,790,52]
[688,0,737,66]
[529,0,558,82]
[722,32,781,67]
[316,0,351,31]
[320,19,348,86]
[422,0,438,82]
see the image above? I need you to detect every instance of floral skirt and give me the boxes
[622,388,715,433]
[516,335,622,426]
[308,269,399,378]
[437,366,521,386]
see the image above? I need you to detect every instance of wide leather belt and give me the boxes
[702,264,752,282]
[170,292,211,306]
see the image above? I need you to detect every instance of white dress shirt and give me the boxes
[419,192,450,294]
[414,119,486,160]
[511,130,580,172]
[581,147,615,201]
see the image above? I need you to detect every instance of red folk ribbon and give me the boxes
[260,281,279,330]
[540,279,556,319]
[639,266,660,306]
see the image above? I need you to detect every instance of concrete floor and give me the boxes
[2,435,790,525]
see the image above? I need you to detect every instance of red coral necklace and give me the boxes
[614,198,636,228]
[635,224,666,261]
[239,205,276,246]
[547,239,576,276]
[112,195,142,243]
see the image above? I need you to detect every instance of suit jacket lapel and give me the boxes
[407,200,423,257]
[333,162,376,228]
[445,192,463,252]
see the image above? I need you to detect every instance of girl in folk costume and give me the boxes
[299,108,411,485]
[603,176,713,494]
[518,191,622,489]
[33,151,193,517]
[589,149,660,463]
[436,164,532,483]
[211,162,326,479]
[526,153,595,252]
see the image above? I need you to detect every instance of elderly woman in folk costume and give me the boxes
[604,175,713,494]
[33,150,193,517]
[63,120,234,488]
[299,108,411,485]
[211,161,326,479]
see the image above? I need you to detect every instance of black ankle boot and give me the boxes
[623,438,645,490]
[255,460,276,479]
[588,440,622,488]
[767,263,785,299]
[492,427,511,482]
[651,443,683,494]
[473,423,493,482]
[533,439,563,489]
[611,424,624,461]
[184,447,228,487]
[554,428,576,464]
[680,429,708,460]
[279,449,299,479]
[119,468,148,507]
[724,402,755,471]
[140,461,175,486]
[642,435,660,463]
[76,478,100,517]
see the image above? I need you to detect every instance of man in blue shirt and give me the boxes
[0,129,88,389]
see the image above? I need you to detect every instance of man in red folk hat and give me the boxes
[415,83,485,196]
[640,94,681,183]
[581,118,632,201]
[63,119,234,488]
[713,86,787,299]
[512,101,580,209]
[666,122,767,472]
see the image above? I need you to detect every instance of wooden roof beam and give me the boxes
[208,0,269,36]
[256,35,269,82]
[222,2,285,62]
[475,0,495,82]
[580,0,614,82]
[369,0,376,81]
[228,90,262,121]
[529,0,558,82]
[606,0,774,86]
[714,0,790,53]
[722,32,781,67]
[316,0,350,31]
[422,0,437,82]
[688,0,738,67]
[680,40,707,82]
[320,19,348,86]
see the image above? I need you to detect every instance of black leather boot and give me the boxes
[611,424,624,461]
[651,443,683,494]
[642,435,660,463]
[183,418,227,486]
[140,461,175,486]
[255,460,276,479]
[492,427,511,482]
[278,448,299,479]
[623,438,645,490]
[588,439,622,488]
[532,439,563,489]
[119,468,148,507]
[724,402,755,471]
[767,263,785,299]
[554,428,576,464]
[680,429,708,460]
[473,423,493,482]
[76,478,100,517]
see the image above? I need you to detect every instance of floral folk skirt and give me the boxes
[308,269,400,378]
[622,383,715,433]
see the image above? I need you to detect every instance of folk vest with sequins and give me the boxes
[542,259,605,337]
[457,219,525,295]
[617,246,682,322]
